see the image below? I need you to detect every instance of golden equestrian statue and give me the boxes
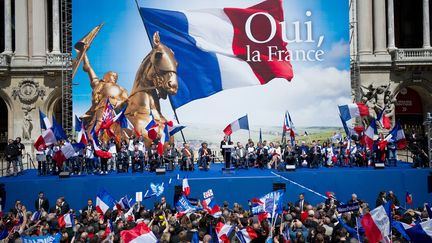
[125,32,178,145]
[78,30,178,145]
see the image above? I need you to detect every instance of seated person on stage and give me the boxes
[255,142,268,168]
[117,140,129,173]
[268,142,281,169]
[148,143,160,172]
[336,142,346,167]
[234,142,247,168]
[245,141,256,167]
[181,143,194,171]
[283,144,297,166]
[309,141,321,168]
[164,144,178,171]
[132,145,144,173]
[198,142,211,170]
[297,141,309,167]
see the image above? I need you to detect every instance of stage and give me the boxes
[0,162,430,212]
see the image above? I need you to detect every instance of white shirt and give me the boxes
[108,142,117,154]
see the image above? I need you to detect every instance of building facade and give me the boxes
[0,0,70,154]
[351,0,432,142]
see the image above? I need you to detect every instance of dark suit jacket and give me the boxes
[295,199,308,210]
[35,198,50,212]
[82,205,95,214]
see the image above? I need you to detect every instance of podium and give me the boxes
[221,144,235,169]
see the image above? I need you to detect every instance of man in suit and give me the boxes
[34,191,50,212]
[295,193,308,212]
[181,143,194,171]
[375,191,387,207]
[82,199,95,214]
[163,144,177,171]
[220,136,233,168]
[159,196,171,211]
[147,143,160,172]
[132,145,144,172]
[298,141,310,167]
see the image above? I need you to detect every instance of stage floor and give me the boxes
[0,162,430,212]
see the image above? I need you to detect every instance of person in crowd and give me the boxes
[148,143,160,172]
[34,191,49,212]
[386,190,400,207]
[298,141,309,167]
[198,142,211,171]
[283,144,297,167]
[108,137,117,172]
[15,137,25,175]
[309,140,321,168]
[84,142,95,174]
[181,143,194,171]
[132,144,144,173]
[347,193,361,205]
[118,140,130,173]
[220,136,233,168]
[5,139,19,176]
[81,199,95,214]
[375,191,387,207]
[295,193,308,213]
[163,143,177,171]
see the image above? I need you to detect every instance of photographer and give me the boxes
[5,139,19,176]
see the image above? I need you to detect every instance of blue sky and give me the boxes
[72,0,350,128]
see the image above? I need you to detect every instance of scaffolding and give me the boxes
[60,0,73,134]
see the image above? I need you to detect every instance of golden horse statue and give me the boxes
[125,32,178,144]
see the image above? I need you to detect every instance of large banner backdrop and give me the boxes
[72,0,349,143]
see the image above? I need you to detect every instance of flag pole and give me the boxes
[172,108,187,144]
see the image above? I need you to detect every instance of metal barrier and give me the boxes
[0,152,36,177]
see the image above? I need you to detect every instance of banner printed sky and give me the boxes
[72,0,350,129]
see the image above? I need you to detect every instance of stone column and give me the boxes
[357,0,373,54]
[423,0,431,48]
[387,0,396,49]
[374,0,387,54]
[52,0,60,53]
[14,0,29,59]
[3,0,12,54]
[31,0,47,59]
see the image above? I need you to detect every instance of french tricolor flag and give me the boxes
[377,110,391,130]
[96,189,116,215]
[393,219,432,242]
[223,115,249,136]
[182,178,190,197]
[139,0,293,109]
[338,103,370,122]
[33,129,57,150]
[120,222,158,243]
[236,227,258,243]
[58,213,74,228]
[406,192,413,205]
[91,125,113,159]
[166,120,186,137]
[385,121,407,149]
[145,112,158,141]
[114,105,141,137]
[360,202,391,243]
[363,119,378,150]
[216,222,234,243]
[157,124,169,155]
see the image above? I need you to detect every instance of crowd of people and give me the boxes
[3,131,429,177]
[0,189,428,242]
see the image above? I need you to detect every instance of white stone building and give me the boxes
[351,0,432,139]
[0,0,70,155]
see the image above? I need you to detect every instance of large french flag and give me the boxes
[338,103,370,122]
[120,222,158,243]
[393,219,432,242]
[114,105,141,137]
[39,110,52,130]
[223,115,249,136]
[377,110,391,130]
[96,190,116,215]
[360,202,391,243]
[182,177,191,197]
[236,227,258,243]
[363,119,378,150]
[139,0,293,109]
[33,129,57,150]
[385,121,407,149]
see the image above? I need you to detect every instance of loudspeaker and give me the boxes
[285,164,296,171]
[59,172,71,178]
[374,163,385,169]
[273,183,286,192]
[156,168,166,175]
[173,185,182,204]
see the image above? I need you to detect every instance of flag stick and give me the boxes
[172,108,186,144]
[248,129,251,140]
